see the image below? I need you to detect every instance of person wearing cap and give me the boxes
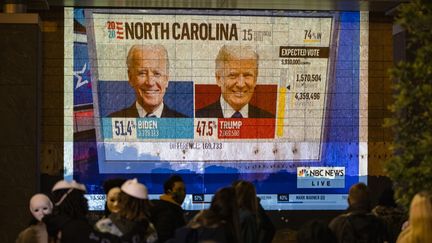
[95,178,158,243]
[44,179,118,243]
[150,175,186,243]
[16,193,53,243]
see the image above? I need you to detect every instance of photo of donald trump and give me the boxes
[196,45,274,118]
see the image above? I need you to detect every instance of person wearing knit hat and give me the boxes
[16,194,53,243]
[95,178,158,243]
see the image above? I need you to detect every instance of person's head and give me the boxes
[51,180,88,219]
[127,44,170,113]
[215,45,258,111]
[377,187,397,208]
[163,175,186,205]
[118,178,151,221]
[208,187,241,243]
[192,187,239,227]
[209,187,238,220]
[29,193,53,222]
[233,180,258,214]
[103,178,126,215]
[348,183,371,210]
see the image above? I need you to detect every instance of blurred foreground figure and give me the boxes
[396,191,432,243]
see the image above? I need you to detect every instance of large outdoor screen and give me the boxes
[65,8,368,210]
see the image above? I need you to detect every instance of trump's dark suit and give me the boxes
[195,100,274,118]
[108,103,187,118]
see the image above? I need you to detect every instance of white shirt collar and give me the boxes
[135,101,164,118]
[220,96,249,118]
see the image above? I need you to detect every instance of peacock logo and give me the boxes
[297,168,309,177]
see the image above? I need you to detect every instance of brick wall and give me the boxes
[368,13,394,177]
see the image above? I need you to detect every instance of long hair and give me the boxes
[234,180,258,215]
[191,187,241,243]
[397,191,432,243]
[117,191,150,222]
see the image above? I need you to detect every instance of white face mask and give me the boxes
[107,187,121,213]
[29,194,53,222]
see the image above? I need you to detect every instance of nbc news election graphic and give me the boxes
[67,8,368,210]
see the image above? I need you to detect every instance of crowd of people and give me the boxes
[296,183,431,243]
[16,176,275,243]
[16,176,431,243]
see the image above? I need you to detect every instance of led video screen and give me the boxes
[65,8,368,210]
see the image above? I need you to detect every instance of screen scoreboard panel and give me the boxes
[65,8,368,210]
